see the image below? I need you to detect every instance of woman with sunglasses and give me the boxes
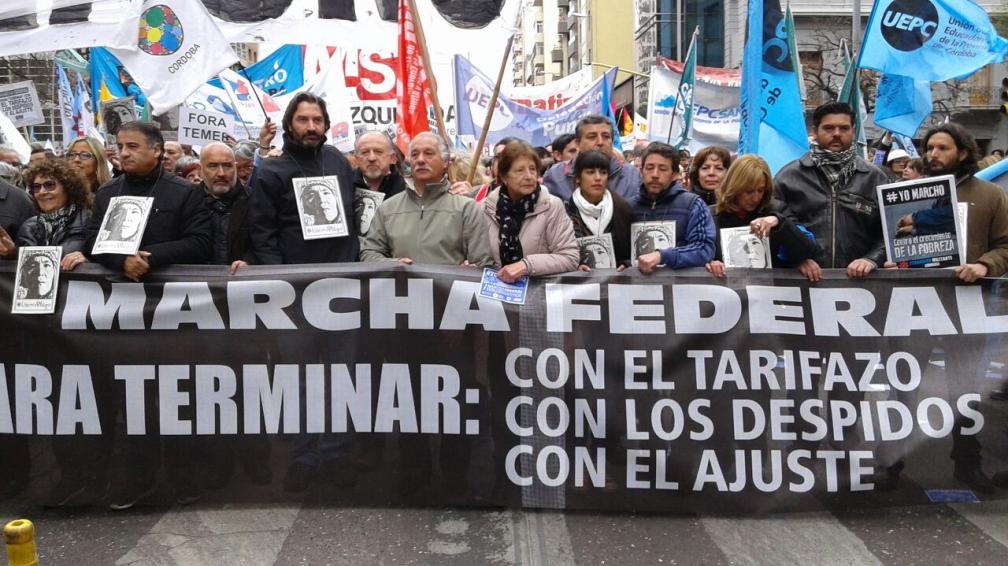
[64,136,112,194]
[16,160,92,269]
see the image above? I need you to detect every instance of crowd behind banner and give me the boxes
[2,0,1008,510]
[1,88,1008,511]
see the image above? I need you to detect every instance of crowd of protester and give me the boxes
[3,94,1008,507]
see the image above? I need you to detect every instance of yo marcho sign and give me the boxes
[2,264,1007,512]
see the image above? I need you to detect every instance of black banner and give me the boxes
[2,263,1008,512]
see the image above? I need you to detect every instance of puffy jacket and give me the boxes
[773,152,888,268]
[359,176,493,267]
[483,187,579,275]
[543,155,641,202]
[631,182,716,269]
[16,208,92,255]
[249,133,359,265]
[85,169,211,269]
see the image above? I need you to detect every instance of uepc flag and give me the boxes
[859,0,1008,81]
[873,73,933,138]
[109,0,238,116]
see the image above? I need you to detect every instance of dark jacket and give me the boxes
[204,181,255,265]
[773,152,888,268]
[564,192,638,267]
[352,167,406,199]
[249,133,359,265]
[85,169,211,270]
[710,201,821,267]
[0,179,34,239]
[631,182,716,268]
[16,208,92,256]
[543,155,641,202]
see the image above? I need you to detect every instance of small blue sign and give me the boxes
[925,489,979,503]
[479,268,528,305]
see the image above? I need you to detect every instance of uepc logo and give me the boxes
[880,0,940,52]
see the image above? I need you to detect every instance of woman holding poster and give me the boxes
[704,155,820,280]
[563,149,637,270]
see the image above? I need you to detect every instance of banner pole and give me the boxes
[218,74,255,140]
[406,0,453,155]
[467,35,514,186]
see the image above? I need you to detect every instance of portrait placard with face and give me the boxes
[719,227,771,269]
[630,220,676,267]
[13,246,62,314]
[293,176,350,240]
[354,187,386,236]
[92,196,153,255]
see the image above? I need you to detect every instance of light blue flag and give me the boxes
[739,0,808,173]
[977,155,1008,190]
[737,0,763,155]
[454,54,615,148]
[859,0,1008,82]
[893,132,919,158]
[873,73,932,138]
[207,45,305,96]
[838,41,868,157]
[601,68,623,152]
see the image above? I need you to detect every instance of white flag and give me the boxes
[0,111,30,163]
[56,64,78,146]
[109,0,237,116]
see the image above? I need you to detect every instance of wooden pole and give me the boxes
[406,0,452,153]
[467,35,514,186]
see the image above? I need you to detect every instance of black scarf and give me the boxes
[810,145,858,193]
[30,204,78,246]
[496,187,540,265]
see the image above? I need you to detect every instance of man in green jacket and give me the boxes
[360,132,493,267]
[359,131,492,496]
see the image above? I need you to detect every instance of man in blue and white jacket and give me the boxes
[630,142,715,272]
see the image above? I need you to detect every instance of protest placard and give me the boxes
[177,106,234,146]
[0,80,43,127]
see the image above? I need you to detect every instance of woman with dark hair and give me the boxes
[902,158,924,180]
[16,160,92,268]
[483,140,579,281]
[65,136,112,194]
[689,146,731,206]
[705,154,821,280]
[564,149,637,269]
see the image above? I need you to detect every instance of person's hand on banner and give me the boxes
[229,260,247,275]
[706,260,727,278]
[61,251,87,271]
[449,181,473,196]
[258,119,277,153]
[578,264,591,272]
[955,262,988,283]
[124,251,151,281]
[398,257,414,265]
[459,259,477,268]
[637,251,662,274]
[797,258,822,282]
[0,227,14,258]
[497,261,528,284]
[847,258,876,279]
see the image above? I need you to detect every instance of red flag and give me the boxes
[395,0,432,154]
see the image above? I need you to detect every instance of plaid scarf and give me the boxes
[496,187,540,265]
[31,204,78,246]
[810,145,858,192]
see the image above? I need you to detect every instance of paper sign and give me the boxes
[178,106,234,147]
[0,80,43,127]
[479,267,528,305]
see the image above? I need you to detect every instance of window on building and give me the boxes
[654,0,724,67]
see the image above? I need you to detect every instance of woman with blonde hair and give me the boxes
[705,154,821,280]
[64,136,111,193]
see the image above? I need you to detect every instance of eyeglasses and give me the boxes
[30,180,59,193]
[66,151,95,161]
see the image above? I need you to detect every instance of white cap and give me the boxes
[887,149,910,163]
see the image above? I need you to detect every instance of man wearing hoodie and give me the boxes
[249,93,359,493]
[630,142,715,272]
[542,115,641,201]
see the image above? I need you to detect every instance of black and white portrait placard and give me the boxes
[293,176,350,240]
[720,227,772,268]
[577,233,616,269]
[631,220,676,267]
[92,196,153,255]
[13,246,61,314]
[99,96,137,138]
[354,187,385,236]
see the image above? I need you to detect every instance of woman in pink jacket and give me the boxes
[483,140,579,280]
